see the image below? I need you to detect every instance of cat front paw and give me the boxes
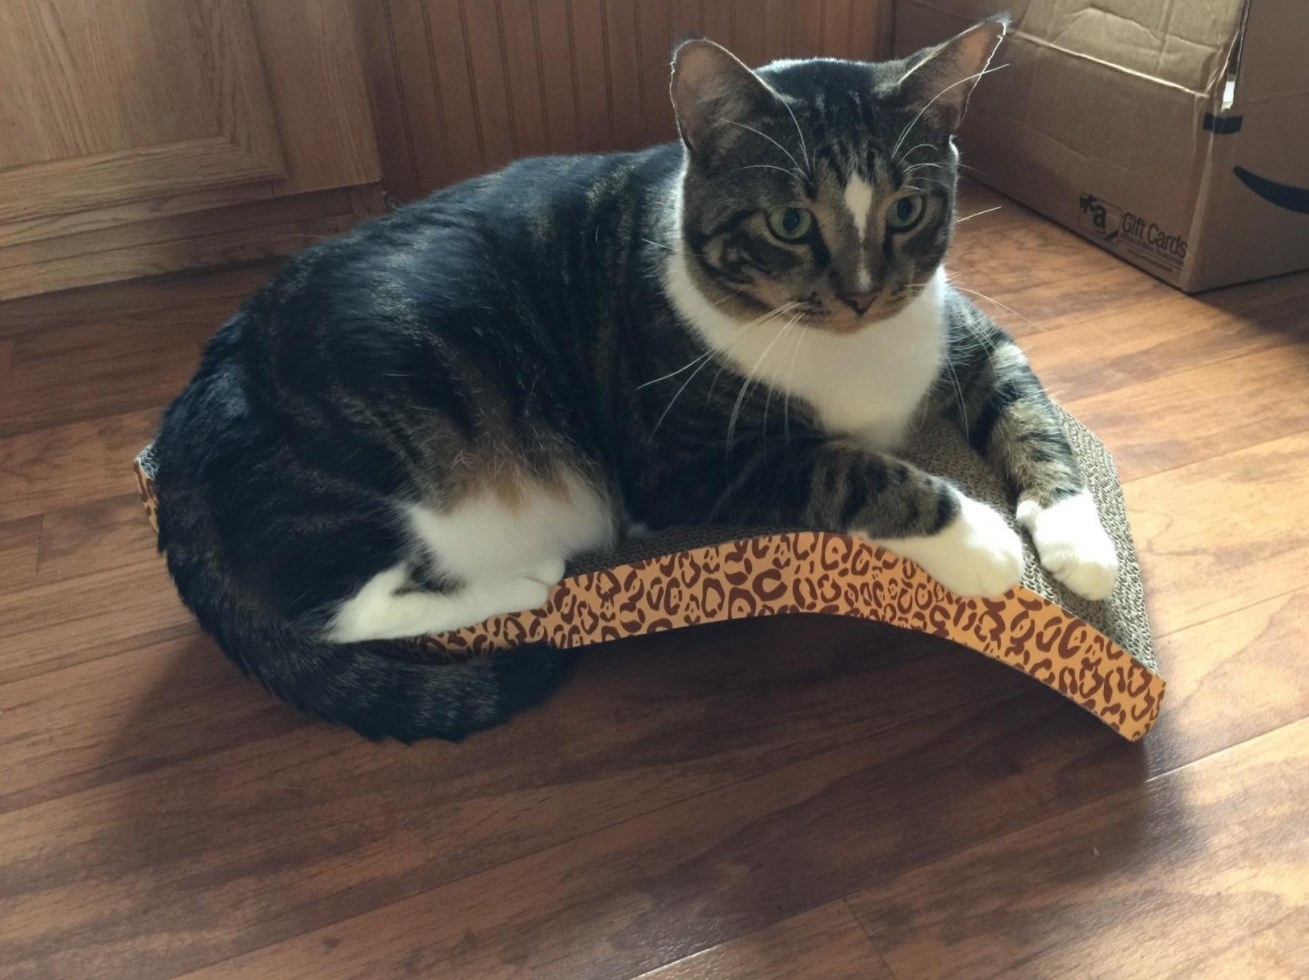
[880,493,1024,598]
[1017,491,1119,600]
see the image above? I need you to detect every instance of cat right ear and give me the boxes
[670,39,782,166]
[896,16,1008,133]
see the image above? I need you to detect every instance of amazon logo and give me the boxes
[1234,166,1309,215]
[1205,112,1309,215]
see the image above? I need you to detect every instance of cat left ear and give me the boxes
[897,16,1008,132]
[670,39,785,166]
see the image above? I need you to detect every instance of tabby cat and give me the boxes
[152,18,1118,741]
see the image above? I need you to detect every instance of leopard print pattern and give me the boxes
[132,456,1165,741]
[425,533,1164,741]
[135,447,160,537]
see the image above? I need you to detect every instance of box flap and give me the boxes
[900,0,1246,95]
[1229,0,1309,104]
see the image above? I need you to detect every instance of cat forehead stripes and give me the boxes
[668,24,1005,331]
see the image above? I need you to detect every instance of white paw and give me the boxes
[493,577,555,614]
[1017,490,1119,600]
[524,557,567,587]
[880,493,1025,598]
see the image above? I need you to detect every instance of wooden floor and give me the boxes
[2,185,1308,979]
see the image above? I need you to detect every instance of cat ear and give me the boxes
[670,39,784,165]
[896,16,1008,133]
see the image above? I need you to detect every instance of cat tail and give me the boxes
[194,605,578,741]
[239,629,580,741]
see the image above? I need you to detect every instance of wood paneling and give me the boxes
[249,0,382,196]
[384,0,892,193]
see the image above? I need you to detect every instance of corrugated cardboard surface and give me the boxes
[895,0,1309,291]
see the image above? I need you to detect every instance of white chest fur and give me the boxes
[665,253,946,450]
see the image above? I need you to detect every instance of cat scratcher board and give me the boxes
[133,408,1164,741]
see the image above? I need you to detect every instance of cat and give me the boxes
[151,16,1118,741]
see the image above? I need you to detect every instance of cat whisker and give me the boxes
[651,349,720,436]
[654,301,796,436]
[894,142,938,166]
[890,63,1009,161]
[636,349,714,390]
[955,205,1001,224]
[713,117,808,179]
[708,301,802,396]
[776,93,812,176]
[950,282,1036,330]
[941,356,970,430]
[742,300,803,328]
[761,315,803,440]
[908,173,953,188]
[727,314,798,451]
[782,316,811,444]
[640,237,675,251]
[723,163,807,180]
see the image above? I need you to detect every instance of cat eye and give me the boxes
[887,195,926,232]
[766,207,815,242]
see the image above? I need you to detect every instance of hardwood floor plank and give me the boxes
[1125,432,1309,636]
[0,635,310,814]
[1018,274,1309,404]
[5,577,1300,975]
[0,560,193,683]
[1180,909,1309,980]
[1145,589,1309,774]
[0,620,1027,979]
[1065,344,1309,483]
[34,493,160,586]
[0,516,41,592]
[846,718,1309,980]
[0,409,159,523]
[176,583,1309,980]
[950,209,1171,332]
[637,902,893,980]
[179,690,1143,980]
[0,310,210,437]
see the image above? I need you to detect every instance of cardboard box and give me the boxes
[894,0,1309,292]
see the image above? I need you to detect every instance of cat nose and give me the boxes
[837,292,878,316]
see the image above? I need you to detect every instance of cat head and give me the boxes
[669,18,1006,333]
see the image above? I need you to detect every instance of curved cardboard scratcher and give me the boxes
[133,409,1164,741]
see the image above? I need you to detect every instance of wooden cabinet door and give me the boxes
[0,0,288,224]
[0,1,385,300]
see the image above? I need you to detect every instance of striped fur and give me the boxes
[151,19,1115,741]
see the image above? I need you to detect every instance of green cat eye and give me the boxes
[766,207,815,242]
[887,194,926,231]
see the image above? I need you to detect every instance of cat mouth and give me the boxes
[792,282,919,328]
[793,296,911,331]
